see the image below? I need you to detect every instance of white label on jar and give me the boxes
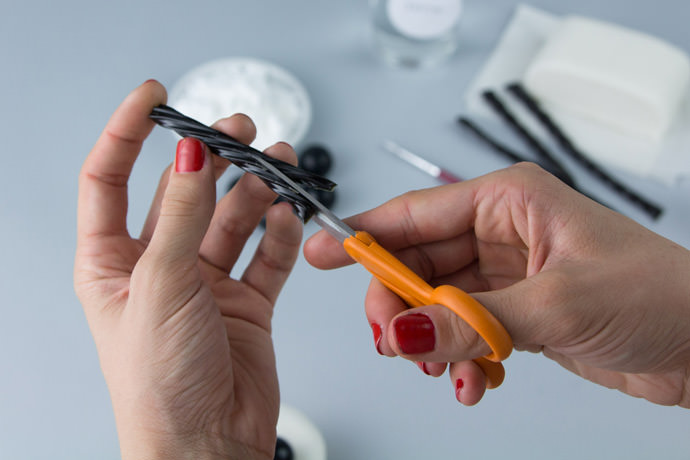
[387,0,462,40]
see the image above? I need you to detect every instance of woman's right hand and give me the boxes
[304,163,690,407]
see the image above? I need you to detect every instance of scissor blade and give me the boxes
[312,210,355,243]
[253,155,355,242]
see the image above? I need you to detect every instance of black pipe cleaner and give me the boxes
[150,104,336,222]
[506,83,662,219]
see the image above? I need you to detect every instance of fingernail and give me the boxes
[455,379,464,401]
[370,323,383,355]
[393,313,435,354]
[176,138,205,173]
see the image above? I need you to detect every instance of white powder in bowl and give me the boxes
[169,58,312,151]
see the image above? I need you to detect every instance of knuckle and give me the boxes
[160,187,204,218]
[446,310,484,356]
[510,161,547,178]
[397,190,426,246]
[504,161,555,188]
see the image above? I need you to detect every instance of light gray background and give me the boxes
[1,1,689,459]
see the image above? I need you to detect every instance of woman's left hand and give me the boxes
[74,80,302,460]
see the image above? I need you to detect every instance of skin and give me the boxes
[75,80,689,459]
[304,163,690,407]
[74,80,303,459]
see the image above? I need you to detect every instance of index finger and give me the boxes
[303,181,477,269]
[77,80,167,239]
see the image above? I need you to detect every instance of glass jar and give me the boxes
[370,0,463,68]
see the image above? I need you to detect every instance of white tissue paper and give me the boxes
[464,4,690,185]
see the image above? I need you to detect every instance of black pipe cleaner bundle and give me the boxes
[150,104,336,222]
[505,83,662,220]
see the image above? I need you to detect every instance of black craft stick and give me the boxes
[150,104,335,222]
[482,90,567,171]
[458,116,574,187]
[506,83,663,219]
[458,117,527,164]
[460,96,577,189]
[458,116,616,210]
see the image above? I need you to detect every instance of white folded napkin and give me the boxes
[464,4,690,185]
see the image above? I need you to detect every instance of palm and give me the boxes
[207,267,280,433]
[77,237,281,453]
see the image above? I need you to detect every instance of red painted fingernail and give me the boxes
[175,138,205,172]
[417,361,431,375]
[370,323,383,355]
[393,313,435,354]
[455,379,464,401]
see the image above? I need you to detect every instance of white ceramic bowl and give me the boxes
[169,57,312,151]
[276,404,327,460]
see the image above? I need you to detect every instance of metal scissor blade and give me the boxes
[312,209,355,243]
[253,155,355,242]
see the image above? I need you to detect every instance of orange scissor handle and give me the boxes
[343,231,513,389]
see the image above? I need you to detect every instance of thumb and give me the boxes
[389,284,530,363]
[388,305,495,363]
[145,137,216,269]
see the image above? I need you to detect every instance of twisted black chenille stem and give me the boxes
[481,90,574,188]
[506,83,663,220]
[457,115,576,188]
[150,104,336,222]
[457,116,615,211]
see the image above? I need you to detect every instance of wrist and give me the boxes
[107,374,278,460]
[119,431,272,460]
[114,407,274,460]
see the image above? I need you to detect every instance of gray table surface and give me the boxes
[1,1,689,459]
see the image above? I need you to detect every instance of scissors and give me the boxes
[253,156,513,389]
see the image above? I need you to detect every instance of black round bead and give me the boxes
[299,145,332,175]
[273,437,294,460]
